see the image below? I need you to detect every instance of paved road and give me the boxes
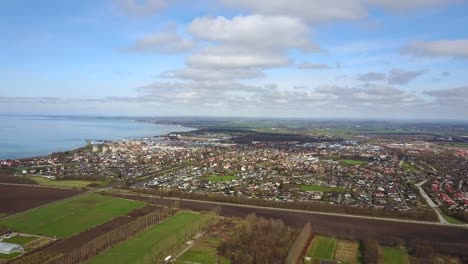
[415,180,449,224]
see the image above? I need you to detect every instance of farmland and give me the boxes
[205,175,236,182]
[339,159,367,166]
[0,193,145,238]
[0,184,81,215]
[382,247,409,264]
[306,235,337,261]
[88,211,213,264]
[29,176,109,188]
[176,237,230,264]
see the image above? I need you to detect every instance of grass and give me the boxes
[382,247,409,264]
[30,176,109,188]
[442,214,467,225]
[306,235,337,261]
[206,175,236,182]
[1,236,38,245]
[297,184,348,193]
[0,252,21,260]
[88,211,212,264]
[0,193,144,238]
[340,159,367,166]
[176,237,230,264]
[401,162,419,173]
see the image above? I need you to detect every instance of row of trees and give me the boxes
[219,213,297,264]
[284,223,312,264]
[141,213,218,264]
[134,188,438,222]
[49,207,173,264]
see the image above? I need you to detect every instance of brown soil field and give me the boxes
[0,184,82,214]
[45,204,159,254]
[109,193,468,258]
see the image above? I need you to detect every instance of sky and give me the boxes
[1,0,468,119]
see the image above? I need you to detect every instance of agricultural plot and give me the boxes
[176,237,230,264]
[0,184,81,214]
[0,193,145,238]
[306,236,337,261]
[382,247,409,264]
[334,240,359,264]
[88,211,214,264]
[30,177,109,188]
[1,235,38,245]
[340,159,367,166]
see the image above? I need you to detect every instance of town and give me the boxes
[2,126,467,224]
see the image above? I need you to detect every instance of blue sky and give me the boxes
[1,0,468,119]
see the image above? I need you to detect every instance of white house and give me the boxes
[0,242,24,255]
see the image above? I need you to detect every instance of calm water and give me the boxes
[0,115,193,160]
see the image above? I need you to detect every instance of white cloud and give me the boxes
[123,28,194,54]
[221,0,367,22]
[298,63,330,70]
[221,0,457,23]
[188,14,319,52]
[187,46,290,69]
[357,72,386,81]
[402,39,468,59]
[388,68,425,85]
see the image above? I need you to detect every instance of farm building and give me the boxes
[0,242,24,254]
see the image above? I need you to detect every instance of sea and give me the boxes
[0,115,193,160]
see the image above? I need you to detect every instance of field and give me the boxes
[1,235,38,245]
[297,184,348,193]
[45,205,159,254]
[205,175,236,182]
[88,211,212,264]
[401,162,419,173]
[334,240,359,263]
[176,237,230,264]
[442,214,467,225]
[340,159,367,166]
[0,184,81,215]
[306,235,337,261]
[30,177,109,188]
[106,193,468,258]
[0,193,145,238]
[382,247,409,264]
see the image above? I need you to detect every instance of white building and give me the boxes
[0,242,24,255]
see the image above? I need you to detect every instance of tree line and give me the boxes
[134,188,438,222]
[219,213,297,264]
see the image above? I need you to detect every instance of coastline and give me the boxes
[0,117,195,161]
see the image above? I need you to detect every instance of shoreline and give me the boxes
[1,118,195,161]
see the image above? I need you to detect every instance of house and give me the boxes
[0,242,24,255]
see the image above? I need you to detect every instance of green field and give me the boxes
[382,247,409,264]
[0,193,144,238]
[297,184,348,193]
[307,236,337,261]
[0,252,21,260]
[2,236,38,245]
[340,159,367,166]
[206,175,236,182]
[176,237,230,264]
[401,162,419,173]
[30,177,109,188]
[442,214,467,225]
[88,211,212,264]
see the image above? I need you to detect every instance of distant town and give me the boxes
[2,120,467,225]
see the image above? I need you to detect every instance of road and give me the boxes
[415,180,449,224]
